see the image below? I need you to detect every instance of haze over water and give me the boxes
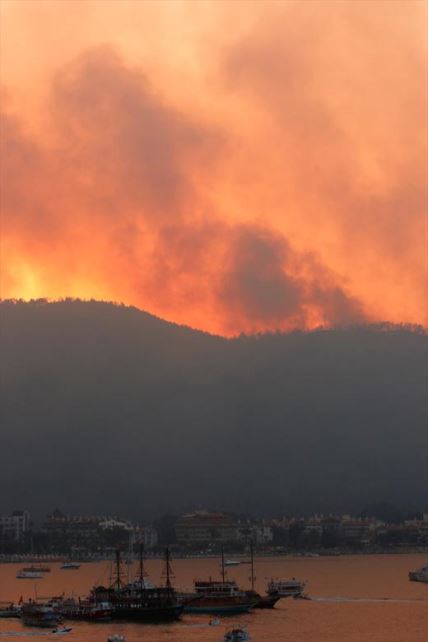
[1,555,427,642]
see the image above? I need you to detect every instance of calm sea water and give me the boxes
[0,554,427,641]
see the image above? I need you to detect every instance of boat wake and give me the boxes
[311,596,428,604]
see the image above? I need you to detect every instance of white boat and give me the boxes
[225,559,240,567]
[267,577,306,598]
[225,628,251,641]
[409,564,428,583]
[61,562,80,570]
[17,569,44,579]
[0,604,21,618]
[22,601,61,627]
[107,636,127,642]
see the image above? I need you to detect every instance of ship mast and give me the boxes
[221,545,225,583]
[113,549,124,591]
[163,547,174,590]
[250,540,256,592]
[138,543,146,587]
[127,530,135,583]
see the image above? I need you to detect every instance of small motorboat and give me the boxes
[225,628,251,641]
[17,569,44,579]
[51,628,73,635]
[209,617,221,626]
[107,635,127,642]
[409,564,428,583]
[61,562,80,570]
[225,559,240,566]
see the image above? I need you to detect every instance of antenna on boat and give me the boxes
[221,545,225,583]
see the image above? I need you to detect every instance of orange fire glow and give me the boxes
[1,0,427,335]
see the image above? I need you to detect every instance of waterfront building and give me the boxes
[236,523,273,545]
[0,510,30,541]
[175,511,239,546]
[140,526,158,549]
[341,518,371,545]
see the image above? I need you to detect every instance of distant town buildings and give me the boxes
[0,510,30,541]
[271,511,428,550]
[39,510,138,554]
[1,507,427,556]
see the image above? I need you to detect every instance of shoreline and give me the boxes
[1,548,427,564]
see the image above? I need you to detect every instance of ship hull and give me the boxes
[62,609,112,622]
[111,605,183,621]
[254,595,280,609]
[245,590,280,609]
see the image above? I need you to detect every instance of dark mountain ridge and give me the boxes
[1,299,426,519]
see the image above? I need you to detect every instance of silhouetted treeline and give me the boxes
[1,300,427,519]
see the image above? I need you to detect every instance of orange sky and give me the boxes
[1,0,427,335]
